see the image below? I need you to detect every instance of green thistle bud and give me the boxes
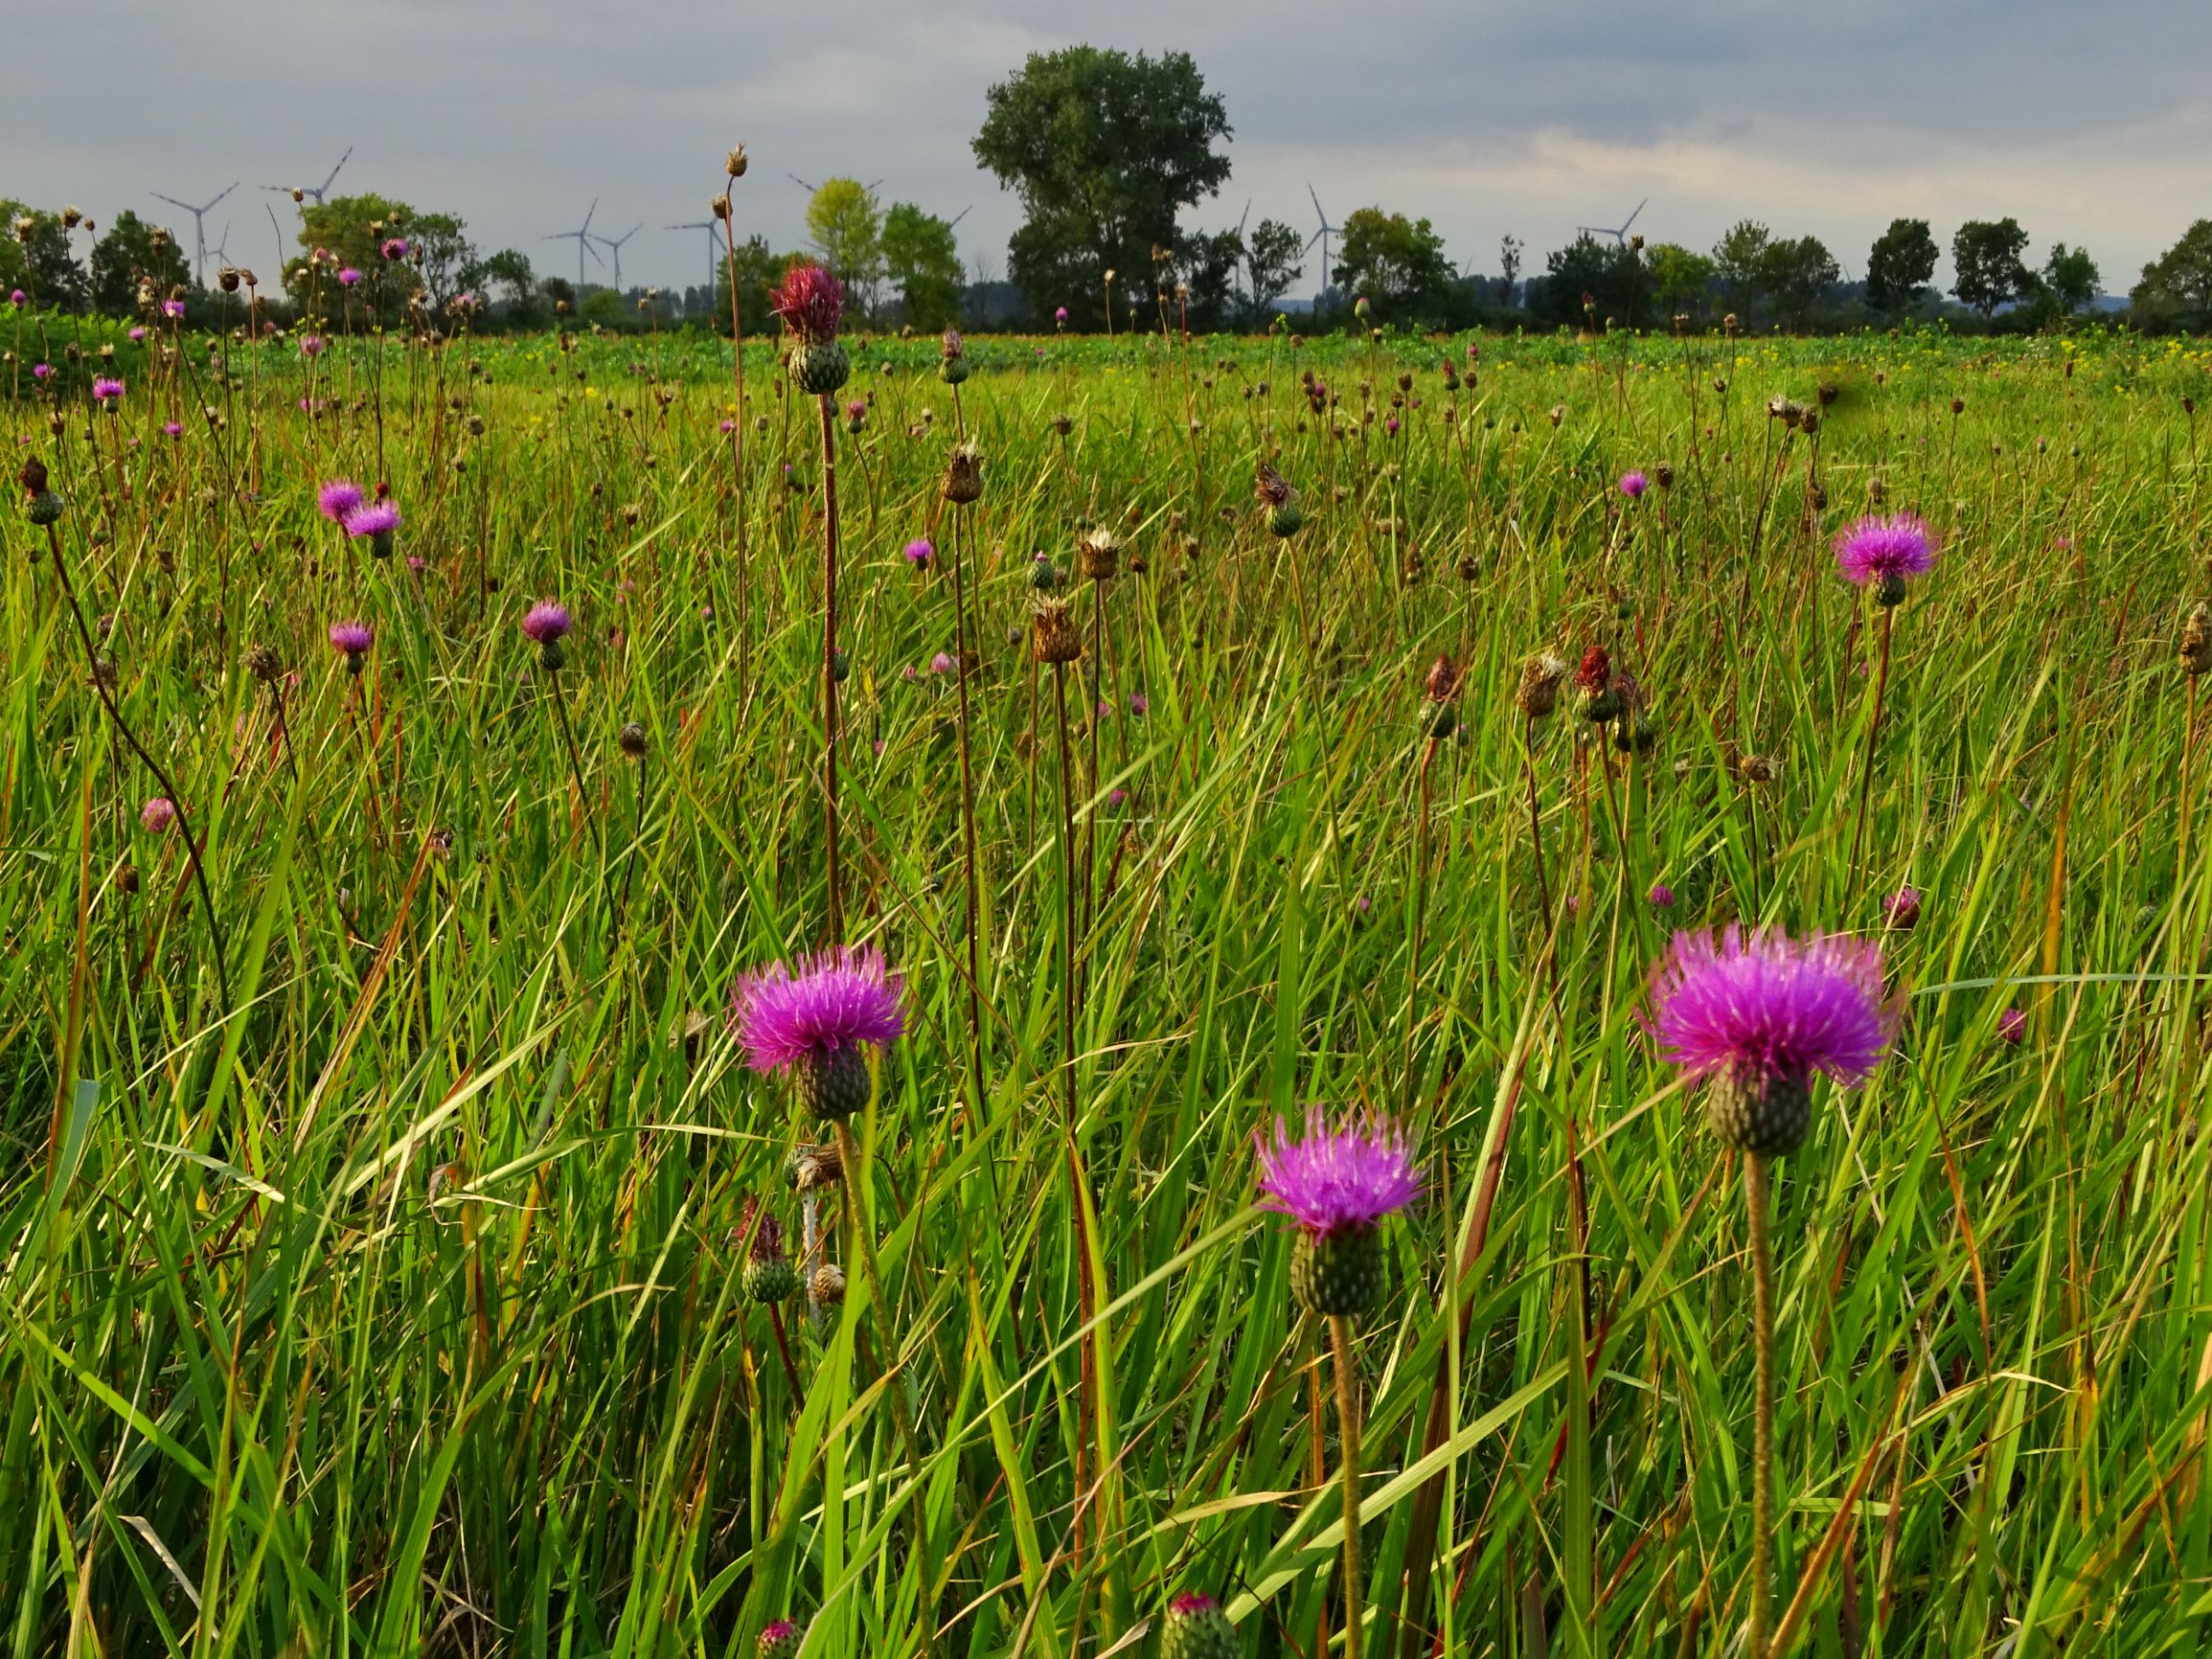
[743,1256,801,1304]
[1160,1594,1239,1659]
[1704,1067,1813,1158]
[1290,1224,1385,1318]
[787,338,850,397]
[757,1620,804,1659]
[1267,500,1303,538]
[800,1045,872,1120]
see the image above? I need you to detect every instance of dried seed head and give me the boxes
[810,1262,847,1305]
[943,441,983,505]
[725,143,749,178]
[1030,598,1083,664]
[1254,461,1294,509]
[710,193,731,222]
[619,720,648,758]
[2182,602,2212,678]
[1079,527,1121,582]
[246,646,283,683]
[1516,652,1568,718]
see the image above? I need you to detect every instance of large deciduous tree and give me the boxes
[1711,220,1772,322]
[1532,233,1651,330]
[972,45,1232,328]
[90,210,190,316]
[806,179,886,318]
[1952,217,2032,317]
[1865,218,1938,317]
[881,202,963,330]
[2132,221,2212,328]
[1243,217,1306,319]
[1333,208,1455,323]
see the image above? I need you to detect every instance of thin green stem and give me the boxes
[1745,1151,1776,1659]
[1330,1313,1365,1659]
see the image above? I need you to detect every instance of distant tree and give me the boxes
[0,202,88,310]
[1865,218,1938,317]
[405,212,476,309]
[2132,220,2212,327]
[89,210,190,316]
[880,202,964,330]
[540,275,577,316]
[1333,208,1455,321]
[972,46,1232,328]
[1497,234,1523,307]
[1712,220,1772,321]
[806,179,886,317]
[289,194,474,319]
[1533,233,1652,329]
[1243,217,1305,317]
[1951,217,2033,317]
[1172,226,1243,330]
[1646,242,1716,321]
[2043,243,2100,314]
[712,237,806,335]
[1762,235,1839,330]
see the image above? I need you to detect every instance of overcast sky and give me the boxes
[9,0,2209,301]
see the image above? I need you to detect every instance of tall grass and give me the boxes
[4,314,2210,1656]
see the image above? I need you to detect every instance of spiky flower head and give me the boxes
[757,1620,802,1659]
[1834,512,1936,605]
[1030,597,1082,664]
[92,376,124,403]
[344,502,399,540]
[328,620,374,661]
[1997,1007,2026,1046]
[1883,886,1921,931]
[141,796,177,833]
[521,602,572,645]
[1618,469,1648,498]
[1254,1105,1422,1239]
[317,479,364,523]
[1651,926,1894,1157]
[943,441,983,504]
[771,264,844,345]
[1160,1594,1239,1659]
[2180,602,2211,678]
[903,537,933,569]
[1254,461,1295,509]
[1079,527,1121,582]
[729,945,905,1120]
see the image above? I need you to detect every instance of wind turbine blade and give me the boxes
[1305,228,1325,251]
[1622,197,1648,233]
[1309,182,1325,224]
[324,148,352,192]
[1237,198,1251,239]
[209,182,239,209]
[582,198,597,236]
[152,193,193,212]
[948,206,971,229]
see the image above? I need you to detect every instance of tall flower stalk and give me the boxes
[1650,926,1894,1655]
[770,266,853,941]
[942,401,988,1112]
[1255,1107,1422,1659]
[1835,513,1937,877]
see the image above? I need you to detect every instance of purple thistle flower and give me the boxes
[301,334,324,357]
[1171,1595,1218,1616]
[1834,512,1937,588]
[329,621,374,656]
[163,421,182,439]
[929,650,954,675]
[730,945,906,1069]
[1619,470,1649,498]
[719,418,736,434]
[140,796,176,833]
[92,377,124,401]
[1648,882,1676,908]
[380,238,409,260]
[1651,925,1894,1155]
[1129,691,1150,716]
[162,299,185,319]
[1254,1104,1421,1238]
[7,289,22,307]
[1107,786,1128,807]
[317,479,364,523]
[32,363,51,381]
[127,326,147,342]
[1997,1007,2026,1046]
[344,502,399,538]
[337,267,362,287]
[1385,416,1401,437]
[904,537,934,568]
[521,601,573,644]
[769,264,843,343]
[1055,306,1069,324]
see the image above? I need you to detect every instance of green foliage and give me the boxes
[1866,217,1939,317]
[2042,243,2100,315]
[1646,242,1716,321]
[2132,220,2212,328]
[972,45,1232,327]
[1334,207,1456,323]
[1533,233,1651,329]
[712,235,808,336]
[88,210,190,317]
[1712,218,1773,320]
[1762,235,1839,330]
[880,202,962,330]
[806,179,886,317]
[1243,217,1306,318]
[0,201,87,310]
[1952,216,2033,317]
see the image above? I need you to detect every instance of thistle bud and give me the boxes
[810,1262,847,1306]
[619,720,648,758]
[1079,527,1120,582]
[1159,1593,1238,1659]
[725,143,750,178]
[1516,652,1567,719]
[757,1621,803,1659]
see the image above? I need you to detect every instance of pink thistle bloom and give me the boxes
[140,796,177,833]
[1619,470,1649,498]
[127,326,147,342]
[1883,886,1921,931]
[520,601,572,644]
[770,263,844,343]
[163,421,182,439]
[761,1624,800,1648]
[329,621,374,656]
[162,299,185,319]
[904,537,933,568]
[317,479,364,523]
[1652,926,1893,1091]
[1384,417,1400,437]
[380,238,408,260]
[929,650,954,675]
[301,334,324,357]
[1129,691,1150,716]
[31,363,51,380]
[1997,1007,2026,1045]
[7,290,22,307]
[345,502,400,539]
[337,267,362,287]
[1648,882,1676,908]
[1107,786,1128,807]
[1255,1105,1421,1237]
[92,377,124,402]
[728,944,905,1073]
[1055,306,1069,324]
[1834,512,1937,588]
[718,418,735,434]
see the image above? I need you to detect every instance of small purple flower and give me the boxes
[1129,691,1150,716]
[1834,512,1937,590]
[300,334,324,357]
[729,944,906,1074]
[1107,786,1128,807]
[1619,470,1649,498]
[140,796,176,833]
[1997,1007,2026,1046]
[1055,306,1069,324]
[344,502,399,539]
[92,376,124,403]
[162,299,185,319]
[329,620,374,656]
[32,363,51,381]
[127,326,147,343]
[7,289,22,308]
[163,421,182,439]
[901,664,919,684]
[520,601,572,645]
[1385,416,1401,437]
[929,650,954,676]
[1648,882,1676,908]
[1254,1104,1422,1238]
[718,418,735,434]
[904,537,934,568]
[380,238,409,260]
[406,556,424,573]
[338,267,362,287]
[1883,886,1921,931]
[317,479,364,524]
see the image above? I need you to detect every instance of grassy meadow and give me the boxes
[5,310,2212,1656]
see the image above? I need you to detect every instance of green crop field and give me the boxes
[5,309,2212,1657]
